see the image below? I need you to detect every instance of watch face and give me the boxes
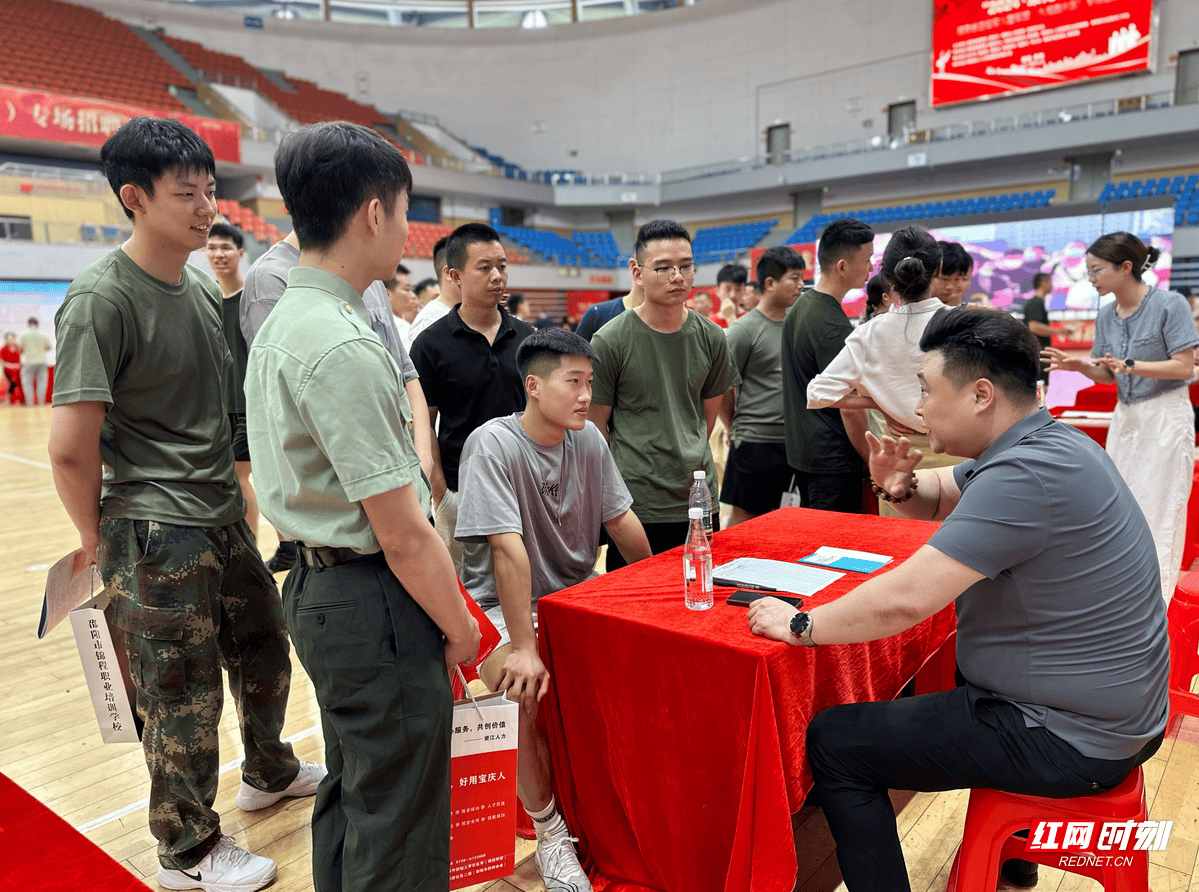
[1124,358,1134,367]
[790,612,810,637]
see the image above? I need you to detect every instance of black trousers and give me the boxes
[283,552,453,892]
[796,471,866,513]
[605,513,721,572]
[806,683,1163,892]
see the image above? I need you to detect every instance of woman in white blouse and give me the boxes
[807,226,966,514]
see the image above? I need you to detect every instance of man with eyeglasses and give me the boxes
[589,219,740,570]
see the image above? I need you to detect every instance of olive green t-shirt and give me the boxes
[220,288,248,414]
[591,308,740,523]
[53,249,243,526]
[726,307,786,445]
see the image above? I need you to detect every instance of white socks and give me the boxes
[529,796,568,838]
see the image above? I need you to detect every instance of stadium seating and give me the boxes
[1097,176,1199,226]
[215,199,283,244]
[0,0,191,112]
[781,191,1056,244]
[691,220,777,265]
[572,231,630,268]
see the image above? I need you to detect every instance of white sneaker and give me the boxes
[236,761,327,811]
[534,829,593,892]
[156,836,277,892]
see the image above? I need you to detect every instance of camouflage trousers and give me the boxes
[98,517,300,870]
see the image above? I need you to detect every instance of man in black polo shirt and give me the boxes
[782,218,874,512]
[411,222,535,573]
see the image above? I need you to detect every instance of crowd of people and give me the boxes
[41,114,1185,892]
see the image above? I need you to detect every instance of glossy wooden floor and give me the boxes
[3,403,1198,892]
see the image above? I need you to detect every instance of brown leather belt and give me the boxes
[298,545,384,570]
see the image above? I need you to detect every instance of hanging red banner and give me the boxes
[0,84,241,163]
[931,0,1153,107]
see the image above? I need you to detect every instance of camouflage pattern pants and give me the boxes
[283,551,452,892]
[98,517,300,870]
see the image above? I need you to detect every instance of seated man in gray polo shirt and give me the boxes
[456,328,652,892]
[747,308,1169,892]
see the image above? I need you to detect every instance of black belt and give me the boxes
[298,545,384,570]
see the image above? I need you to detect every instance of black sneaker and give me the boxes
[265,541,297,573]
[1001,858,1039,888]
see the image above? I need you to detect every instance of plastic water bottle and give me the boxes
[683,507,714,611]
[689,469,712,539]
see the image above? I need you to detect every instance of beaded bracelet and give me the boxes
[871,472,918,503]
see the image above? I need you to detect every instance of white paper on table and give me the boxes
[712,557,843,596]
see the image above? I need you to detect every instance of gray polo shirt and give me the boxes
[1091,286,1198,404]
[455,414,633,614]
[240,239,418,385]
[929,409,1169,760]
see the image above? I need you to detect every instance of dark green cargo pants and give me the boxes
[98,517,300,869]
[282,551,452,892]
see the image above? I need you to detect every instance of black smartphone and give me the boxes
[726,590,803,609]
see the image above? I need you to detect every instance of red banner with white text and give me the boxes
[0,84,241,162]
[931,0,1153,107]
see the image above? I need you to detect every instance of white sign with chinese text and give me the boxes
[68,595,138,744]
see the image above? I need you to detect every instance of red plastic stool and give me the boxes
[1169,573,1199,727]
[946,767,1148,892]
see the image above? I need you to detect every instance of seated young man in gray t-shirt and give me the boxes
[456,328,652,892]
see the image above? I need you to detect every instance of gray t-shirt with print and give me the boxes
[455,414,633,613]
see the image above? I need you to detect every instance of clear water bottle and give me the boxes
[689,469,712,539]
[683,507,713,611]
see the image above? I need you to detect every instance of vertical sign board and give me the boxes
[931,0,1154,107]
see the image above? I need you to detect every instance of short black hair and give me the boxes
[717,264,748,286]
[208,221,243,249]
[415,277,438,296]
[634,219,691,262]
[395,263,410,276]
[433,236,450,280]
[274,121,412,253]
[817,218,874,269]
[516,327,599,379]
[507,293,526,314]
[920,307,1039,404]
[756,246,806,289]
[881,226,940,302]
[938,242,974,277]
[26,317,38,327]
[101,117,216,220]
[1176,285,1193,299]
[446,223,503,272]
[1032,272,1052,291]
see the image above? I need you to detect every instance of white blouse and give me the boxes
[806,299,950,432]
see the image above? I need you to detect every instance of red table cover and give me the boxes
[537,507,954,892]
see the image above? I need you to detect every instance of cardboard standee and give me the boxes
[449,674,520,890]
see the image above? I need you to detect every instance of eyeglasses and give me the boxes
[639,263,696,281]
[1085,265,1113,280]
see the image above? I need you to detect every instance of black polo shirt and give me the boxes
[410,304,534,491]
[781,289,864,476]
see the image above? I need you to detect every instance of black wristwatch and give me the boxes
[790,611,817,647]
[1124,358,1135,369]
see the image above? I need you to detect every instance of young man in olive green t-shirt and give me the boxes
[49,118,318,892]
[589,219,740,571]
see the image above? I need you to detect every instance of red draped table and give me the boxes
[536,507,955,892]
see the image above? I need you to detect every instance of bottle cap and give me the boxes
[688,507,704,519]
[693,470,705,479]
